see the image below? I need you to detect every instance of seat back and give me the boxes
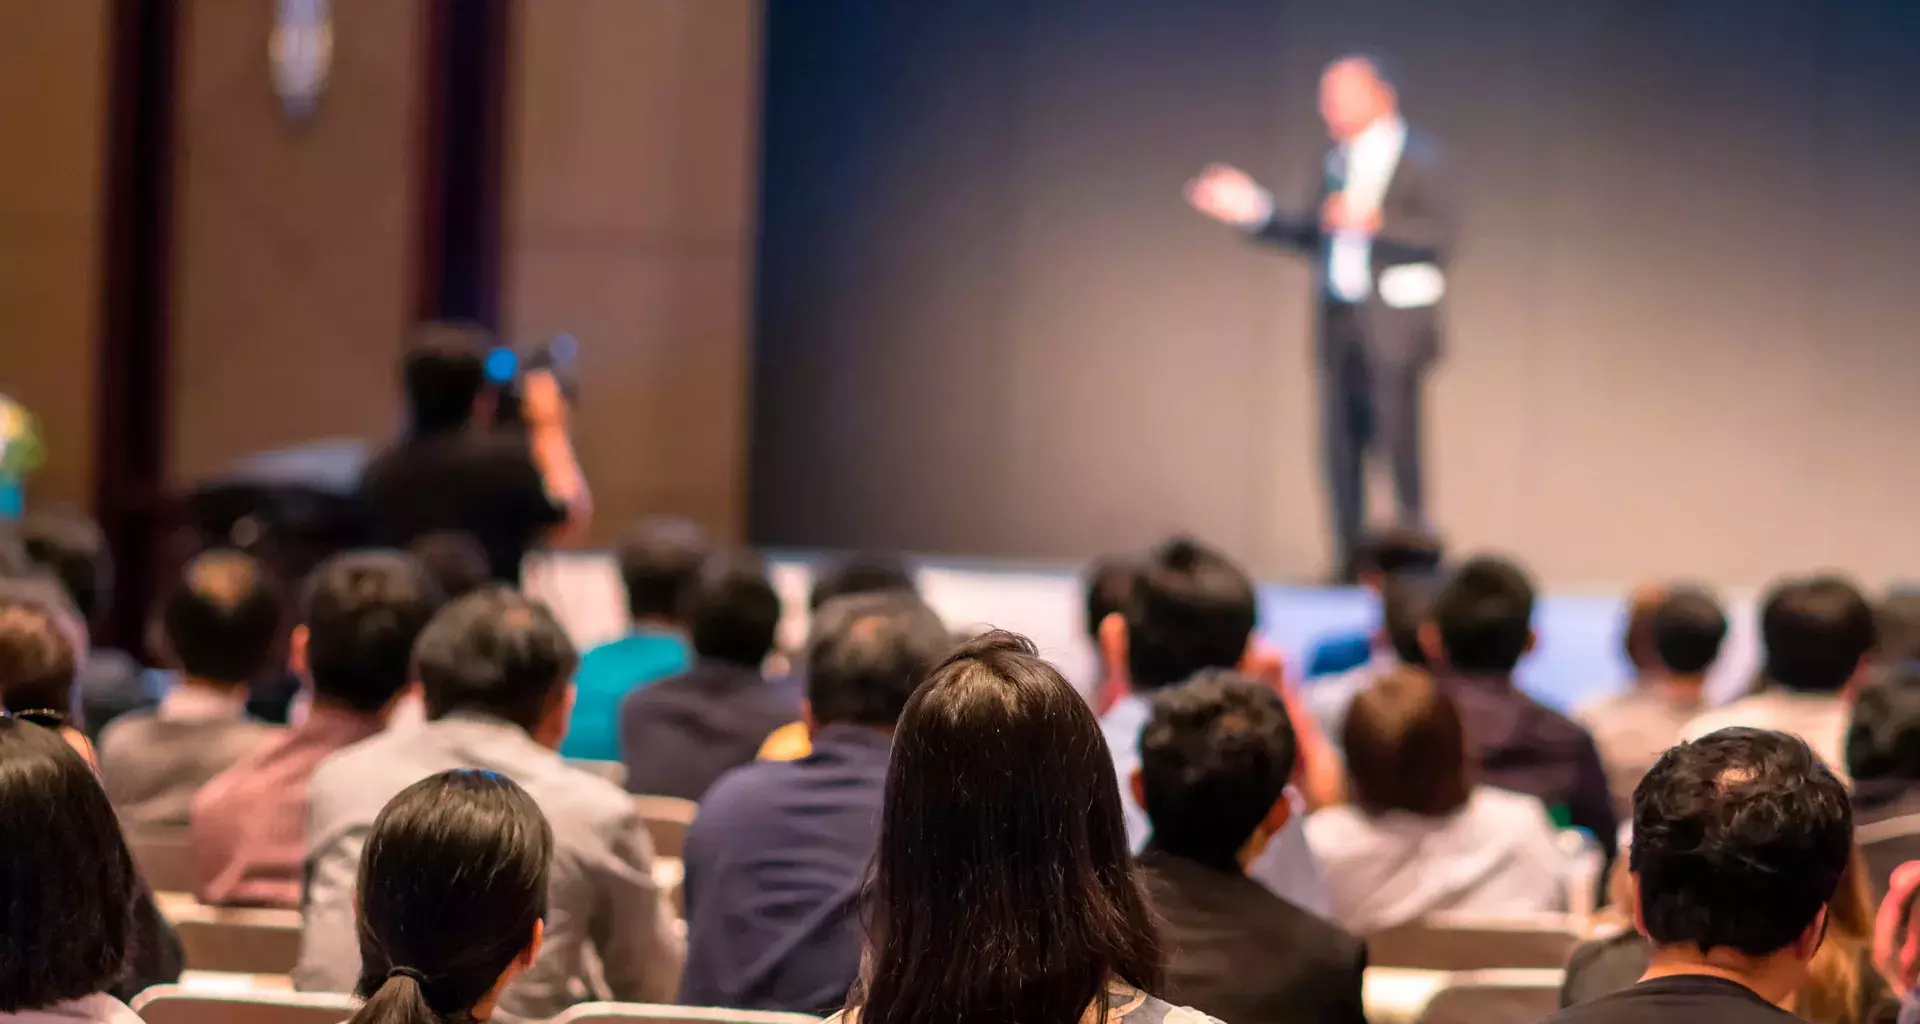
[162,898,305,975]
[127,828,199,894]
[1417,969,1565,1024]
[1366,912,1583,971]
[633,794,697,859]
[131,986,358,1024]
[551,1004,820,1024]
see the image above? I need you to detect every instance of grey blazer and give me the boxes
[292,712,684,1023]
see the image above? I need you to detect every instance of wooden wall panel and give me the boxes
[0,0,112,509]
[167,0,425,486]
[504,0,761,542]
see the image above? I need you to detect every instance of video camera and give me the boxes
[484,332,580,428]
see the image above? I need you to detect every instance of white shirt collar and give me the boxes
[158,683,250,723]
[1346,113,1406,156]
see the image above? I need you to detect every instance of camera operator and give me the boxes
[358,322,592,584]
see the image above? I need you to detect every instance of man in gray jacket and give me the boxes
[293,588,682,1021]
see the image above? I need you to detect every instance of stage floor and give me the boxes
[524,550,1762,715]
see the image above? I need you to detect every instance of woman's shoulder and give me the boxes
[1106,982,1227,1024]
[0,994,144,1024]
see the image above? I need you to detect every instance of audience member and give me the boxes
[1875,591,1920,666]
[837,631,1215,1024]
[1543,728,1851,1024]
[565,517,708,761]
[1307,665,1566,933]
[1847,668,1920,900]
[0,718,146,1024]
[1083,555,1141,712]
[296,588,681,1019]
[679,591,948,1013]
[19,511,155,737]
[1305,526,1443,679]
[1422,555,1617,843]
[0,589,184,1002]
[1619,581,1666,682]
[756,550,923,762]
[620,554,794,799]
[1304,571,1435,745]
[408,530,493,600]
[97,550,280,830]
[1580,586,1728,819]
[1797,850,1901,1024]
[1100,535,1334,916]
[1684,575,1876,772]
[343,770,552,1024]
[192,551,444,908]
[359,322,591,584]
[1135,671,1367,1024]
[1873,862,1920,1020]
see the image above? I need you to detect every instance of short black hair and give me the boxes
[1330,51,1400,91]
[161,549,285,685]
[1083,556,1141,641]
[404,322,491,436]
[1876,590,1920,663]
[415,588,577,733]
[805,591,948,728]
[1845,666,1920,783]
[1431,555,1534,675]
[1139,670,1297,866]
[1126,537,1257,693]
[1356,526,1442,579]
[0,594,78,715]
[616,517,711,622]
[0,718,138,1012]
[1761,575,1875,694]
[1381,574,1435,667]
[1631,727,1851,957]
[1653,587,1728,676]
[685,555,781,669]
[809,551,917,611]
[19,511,110,627]
[408,531,492,601]
[302,551,445,713]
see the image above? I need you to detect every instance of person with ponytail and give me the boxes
[346,769,552,1024]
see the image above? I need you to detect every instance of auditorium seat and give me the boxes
[1363,967,1565,1024]
[1365,912,1584,971]
[549,1003,821,1024]
[127,828,199,894]
[155,892,304,975]
[130,986,358,1024]
[570,758,629,788]
[634,794,697,859]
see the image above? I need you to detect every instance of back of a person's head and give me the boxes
[1876,590,1920,664]
[860,631,1161,1024]
[407,531,492,601]
[1845,666,1920,783]
[1762,575,1876,695]
[1430,555,1534,676]
[1343,665,1471,817]
[404,322,491,437]
[685,554,780,669]
[804,591,948,729]
[348,769,553,1024]
[303,552,445,714]
[1126,536,1257,692]
[1381,573,1435,667]
[807,550,917,611]
[1139,670,1296,867]
[162,549,285,685]
[19,511,110,629]
[1622,582,1666,673]
[1631,728,1851,957]
[0,594,78,716]
[616,517,711,623]
[414,588,577,733]
[1083,556,1141,640]
[1357,526,1444,580]
[1652,586,1728,677]
[0,717,137,1013]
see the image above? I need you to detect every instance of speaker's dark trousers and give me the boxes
[1319,300,1426,576]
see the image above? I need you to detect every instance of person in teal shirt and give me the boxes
[562,517,709,761]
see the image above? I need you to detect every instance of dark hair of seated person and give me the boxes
[1083,556,1141,641]
[0,592,80,715]
[803,591,949,729]
[1429,555,1534,675]
[347,769,553,1024]
[1631,727,1851,957]
[1342,665,1472,818]
[301,551,445,714]
[1380,573,1435,667]
[1651,586,1728,676]
[807,551,917,611]
[683,554,781,669]
[161,548,286,686]
[19,510,111,629]
[856,631,1163,1024]
[0,717,138,1013]
[1845,664,1920,785]
[1138,670,1296,868]
[616,516,711,623]
[1760,575,1876,695]
[1126,536,1257,693]
[407,532,493,601]
[414,588,577,733]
